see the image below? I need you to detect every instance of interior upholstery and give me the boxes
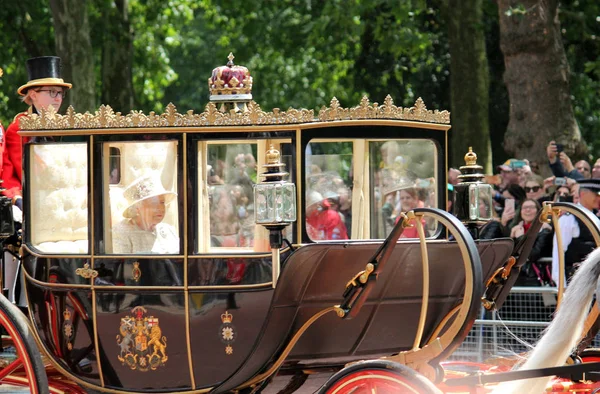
[30,144,88,253]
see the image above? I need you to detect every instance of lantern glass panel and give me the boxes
[468,183,493,221]
[254,183,296,224]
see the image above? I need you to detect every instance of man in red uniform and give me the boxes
[1,57,71,307]
[2,56,71,209]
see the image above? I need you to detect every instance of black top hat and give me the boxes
[17,56,72,96]
[576,178,600,194]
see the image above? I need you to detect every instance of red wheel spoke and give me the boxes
[0,357,24,380]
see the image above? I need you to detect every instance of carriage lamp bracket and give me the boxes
[254,145,296,289]
[453,147,493,238]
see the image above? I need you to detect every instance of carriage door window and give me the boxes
[305,141,353,241]
[369,140,438,239]
[104,141,180,254]
[200,143,258,251]
[29,143,89,253]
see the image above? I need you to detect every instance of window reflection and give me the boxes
[305,142,353,241]
[207,144,257,248]
[370,140,437,239]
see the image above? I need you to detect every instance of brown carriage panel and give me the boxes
[352,300,458,354]
[188,290,273,388]
[477,239,514,283]
[208,307,301,392]
[96,293,191,391]
[23,256,92,285]
[271,246,331,305]
[26,282,102,386]
[187,256,273,286]
[280,239,514,361]
[93,258,185,287]
[298,245,415,301]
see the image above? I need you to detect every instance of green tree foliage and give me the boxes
[560,1,600,161]
[0,1,54,123]
[163,1,448,113]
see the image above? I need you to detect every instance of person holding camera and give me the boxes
[546,140,585,180]
[551,178,600,286]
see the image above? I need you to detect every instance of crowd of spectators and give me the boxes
[460,141,600,287]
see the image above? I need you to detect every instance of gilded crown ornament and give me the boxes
[464,147,477,166]
[208,52,253,101]
[265,145,280,165]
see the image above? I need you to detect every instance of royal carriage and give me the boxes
[0,55,600,394]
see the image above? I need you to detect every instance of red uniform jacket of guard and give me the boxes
[1,113,28,199]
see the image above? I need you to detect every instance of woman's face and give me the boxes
[399,190,417,212]
[30,85,65,111]
[520,200,538,223]
[525,181,543,200]
[136,195,167,230]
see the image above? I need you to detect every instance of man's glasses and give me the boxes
[36,89,66,99]
[577,166,590,172]
[524,186,541,193]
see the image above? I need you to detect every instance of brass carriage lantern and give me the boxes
[254,145,297,287]
[452,147,493,236]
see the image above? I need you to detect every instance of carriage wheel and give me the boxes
[318,360,441,394]
[0,293,48,393]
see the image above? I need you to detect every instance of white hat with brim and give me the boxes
[122,176,177,218]
[306,190,324,209]
[18,78,72,96]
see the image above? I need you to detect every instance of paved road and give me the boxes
[0,372,334,393]
[263,373,332,393]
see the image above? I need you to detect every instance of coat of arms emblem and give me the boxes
[117,306,168,371]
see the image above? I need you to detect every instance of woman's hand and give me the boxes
[543,176,555,193]
[501,207,515,226]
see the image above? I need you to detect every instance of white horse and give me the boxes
[492,247,600,394]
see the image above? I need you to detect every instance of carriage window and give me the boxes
[370,140,437,239]
[29,143,89,253]
[305,141,353,241]
[204,143,258,250]
[104,141,179,254]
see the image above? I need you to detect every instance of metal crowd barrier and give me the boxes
[452,285,561,362]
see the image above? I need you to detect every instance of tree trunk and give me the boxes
[101,0,134,113]
[498,0,585,170]
[49,0,96,113]
[447,0,492,172]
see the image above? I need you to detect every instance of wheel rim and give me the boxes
[326,370,425,394]
[0,310,40,393]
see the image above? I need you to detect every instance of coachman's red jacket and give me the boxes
[1,112,28,200]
